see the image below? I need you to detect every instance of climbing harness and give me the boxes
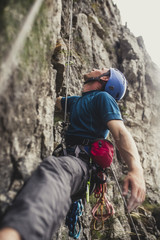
[65,200,83,239]
[92,172,115,230]
[110,164,141,240]
[87,139,115,230]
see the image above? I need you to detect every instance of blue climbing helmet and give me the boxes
[84,68,127,101]
[104,68,127,100]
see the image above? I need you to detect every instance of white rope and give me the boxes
[0,0,45,95]
[110,164,141,240]
[64,0,73,123]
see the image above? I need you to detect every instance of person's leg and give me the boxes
[0,155,88,240]
[0,228,21,240]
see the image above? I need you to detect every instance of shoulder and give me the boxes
[94,91,118,105]
[93,92,123,122]
[94,91,113,99]
[93,91,122,115]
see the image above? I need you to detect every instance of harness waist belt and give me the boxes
[66,135,94,146]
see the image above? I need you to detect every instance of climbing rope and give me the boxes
[92,172,115,230]
[110,164,141,240]
[64,0,73,123]
[65,200,83,239]
[61,0,73,155]
[62,3,84,239]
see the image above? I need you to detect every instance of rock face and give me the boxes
[0,0,61,212]
[0,0,160,239]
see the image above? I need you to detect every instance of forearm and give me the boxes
[107,120,143,172]
[115,129,143,172]
[107,120,145,211]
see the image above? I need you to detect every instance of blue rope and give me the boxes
[65,199,83,239]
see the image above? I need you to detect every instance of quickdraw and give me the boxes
[65,200,83,239]
[92,172,115,230]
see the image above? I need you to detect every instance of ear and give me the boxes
[99,76,109,82]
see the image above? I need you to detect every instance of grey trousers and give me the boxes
[0,155,89,240]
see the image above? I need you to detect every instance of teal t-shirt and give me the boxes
[61,90,122,140]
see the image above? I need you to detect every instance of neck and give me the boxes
[82,81,102,92]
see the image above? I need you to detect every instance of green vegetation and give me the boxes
[61,231,69,240]
[143,198,160,230]
[91,2,100,13]
[0,0,34,62]
[54,111,64,124]
[91,215,115,240]
[89,193,97,206]
[0,0,54,72]
[22,4,45,62]
[89,193,116,239]
[143,198,160,212]
[104,41,114,54]
[119,104,129,118]
[91,229,107,240]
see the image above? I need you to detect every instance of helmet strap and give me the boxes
[83,76,100,85]
[99,80,106,91]
[84,70,110,91]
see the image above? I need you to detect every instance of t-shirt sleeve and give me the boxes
[94,92,123,124]
[61,96,78,112]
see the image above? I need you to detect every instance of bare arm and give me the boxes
[107,120,146,212]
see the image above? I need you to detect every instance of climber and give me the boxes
[0,67,146,240]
